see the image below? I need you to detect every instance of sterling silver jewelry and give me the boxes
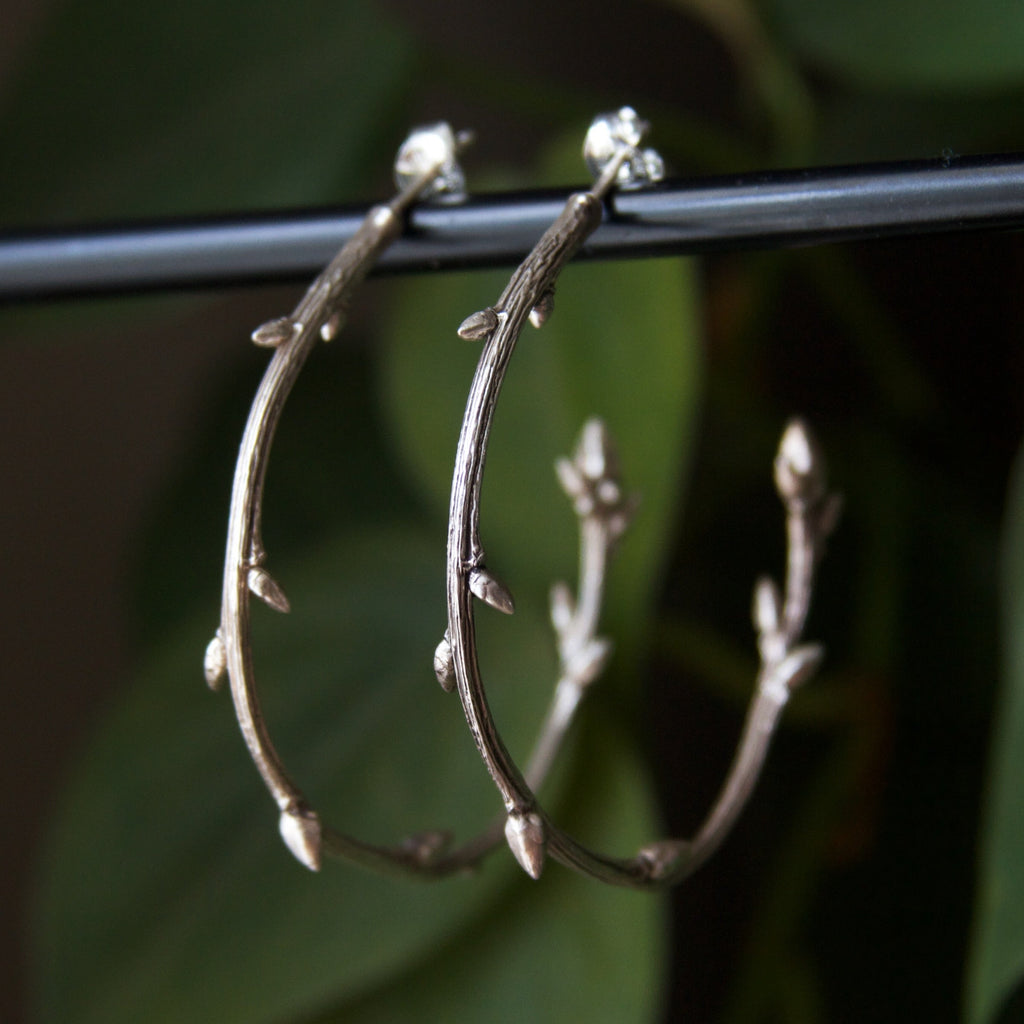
[440,108,840,887]
[204,123,476,875]
[204,120,653,879]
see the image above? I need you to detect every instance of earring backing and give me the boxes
[440,108,840,886]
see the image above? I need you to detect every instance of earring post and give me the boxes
[3,152,1024,302]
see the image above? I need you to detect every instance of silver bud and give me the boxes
[279,803,322,871]
[555,456,585,501]
[774,418,826,506]
[752,576,782,636]
[549,581,575,635]
[433,635,456,692]
[457,307,499,341]
[468,567,515,614]
[577,417,612,481]
[566,636,612,687]
[251,316,299,348]
[776,643,825,692]
[319,312,342,342]
[203,631,227,690]
[529,290,555,328]
[247,567,291,613]
[504,810,546,879]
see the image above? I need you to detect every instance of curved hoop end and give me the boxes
[279,803,323,871]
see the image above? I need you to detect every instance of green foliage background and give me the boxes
[1,0,1024,1021]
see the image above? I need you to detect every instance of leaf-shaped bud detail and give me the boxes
[203,631,227,690]
[606,499,637,541]
[433,634,456,692]
[457,307,499,341]
[504,810,546,879]
[555,456,585,501]
[251,316,300,348]
[596,478,621,505]
[528,290,555,328]
[566,636,612,687]
[468,567,515,614]
[319,312,342,342]
[549,581,575,634]
[752,576,782,636]
[279,803,322,871]
[775,643,824,693]
[577,417,614,481]
[774,418,826,507]
[247,566,291,613]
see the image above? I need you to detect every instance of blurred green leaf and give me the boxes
[0,0,414,224]
[135,338,425,644]
[32,528,572,1024]
[758,0,1024,92]
[379,140,702,663]
[35,523,666,1023]
[320,720,667,1023]
[967,443,1024,1024]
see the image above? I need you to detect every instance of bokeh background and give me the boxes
[3,1,1024,1022]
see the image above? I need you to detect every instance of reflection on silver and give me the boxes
[443,109,837,887]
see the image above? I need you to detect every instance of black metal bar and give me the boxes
[3,153,1024,302]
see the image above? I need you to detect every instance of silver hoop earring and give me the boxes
[439,107,840,887]
[202,122,529,877]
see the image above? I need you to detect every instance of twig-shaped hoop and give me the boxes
[205,122,627,879]
[204,123,474,874]
[442,107,840,886]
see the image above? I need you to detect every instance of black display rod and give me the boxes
[3,152,1024,302]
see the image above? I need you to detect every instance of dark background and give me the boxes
[2,0,1024,1021]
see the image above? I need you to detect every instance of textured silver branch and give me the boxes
[442,109,837,887]
[203,123,525,878]
[206,121,622,879]
[522,419,635,788]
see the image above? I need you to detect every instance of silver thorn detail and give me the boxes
[319,312,342,342]
[278,803,322,871]
[752,576,782,637]
[251,316,300,348]
[247,566,291,613]
[458,307,499,341]
[775,643,825,694]
[468,566,515,614]
[203,631,227,690]
[504,810,546,879]
[433,634,456,692]
[528,290,555,328]
[774,418,826,507]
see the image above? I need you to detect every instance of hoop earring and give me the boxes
[439,108,840,887]
[202,122,530,877]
